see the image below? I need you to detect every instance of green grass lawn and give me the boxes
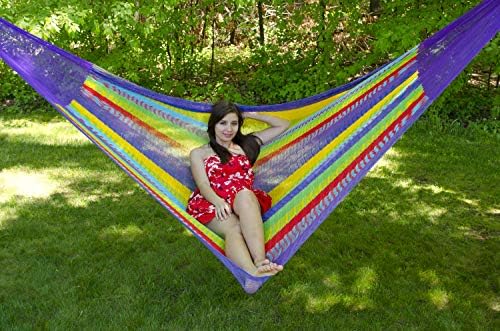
[0,111,498,330]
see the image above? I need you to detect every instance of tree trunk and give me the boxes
[166,43,172,68]
[370,0,381,15]
[230,2,237,45]
[230,28,236,45]
[314,0,327,65]
[210,16,216,78]
[134,1,140,22]
[200,8,208,50]
[257,2,265,45]
[487,65,492,90]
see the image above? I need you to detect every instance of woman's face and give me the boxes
[214,112,239,145]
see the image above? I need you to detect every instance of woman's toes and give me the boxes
[255,259,270,267]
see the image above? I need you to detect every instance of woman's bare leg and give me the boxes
[206,214,279,276]
[206,214,256,273]
[233,190,283,274]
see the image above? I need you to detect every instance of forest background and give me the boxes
[0,0,498,133]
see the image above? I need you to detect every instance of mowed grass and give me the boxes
[0,111,498,330]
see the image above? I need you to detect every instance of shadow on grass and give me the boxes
[0,110,61,123]
[0,172,220,326]
[0,136,118,171]
[269,127,498,327]
[1,116,498,329]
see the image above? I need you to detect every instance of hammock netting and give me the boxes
[1,0,498,293]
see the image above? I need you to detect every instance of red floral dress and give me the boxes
[186,153,272,224]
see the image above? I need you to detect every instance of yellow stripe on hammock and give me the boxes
[268,72,419,203]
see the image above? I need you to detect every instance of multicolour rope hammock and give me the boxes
[1,0,498,293]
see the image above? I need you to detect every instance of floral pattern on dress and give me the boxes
[186,154,272,224]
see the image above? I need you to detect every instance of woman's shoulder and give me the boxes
[190,144,213,160]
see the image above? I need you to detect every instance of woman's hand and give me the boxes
[214,198,231,221]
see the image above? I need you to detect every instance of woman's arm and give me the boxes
[190,148,231,221]
[243,112,290,144]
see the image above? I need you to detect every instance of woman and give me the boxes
[187,101,290,277]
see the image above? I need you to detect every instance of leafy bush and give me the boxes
[0,0,497,132]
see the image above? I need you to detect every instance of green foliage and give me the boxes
[0,0,497,131]
[0,62,50,113]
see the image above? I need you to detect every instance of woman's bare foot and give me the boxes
[253,259,283,277]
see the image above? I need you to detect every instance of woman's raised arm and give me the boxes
[243,112,290,145]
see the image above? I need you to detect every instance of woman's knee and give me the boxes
[234,189,259,214]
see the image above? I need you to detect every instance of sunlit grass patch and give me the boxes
[369,148,401,177]
[419,270,441,287]
[352,267,378,295]
[489,298,500,312]
[0,117,89,146]
[100,224,144,242]
[282,266,378,313]
[0,167,131,208]
[428,288,451,310]
[323,272,342,289]
[412,202,448,223]
[0,169,60,202]
[0,206,17,229]
[306,293,343,313]
[457,225,490,241]
[457,197,480,207]
[486,208,500,215]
